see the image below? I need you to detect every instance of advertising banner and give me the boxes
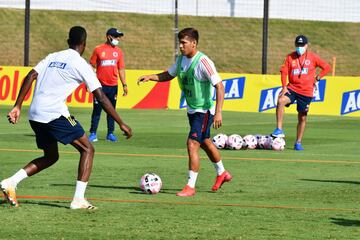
[1,66,359,117]
[168,73,360,117]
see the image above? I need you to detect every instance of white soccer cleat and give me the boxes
[0,179,19,207]
[70,198,97,210]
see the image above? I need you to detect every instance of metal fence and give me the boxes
[0,0,359,75]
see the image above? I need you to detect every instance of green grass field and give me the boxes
[0,107,359,239]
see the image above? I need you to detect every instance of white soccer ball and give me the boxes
[212,133,228,149]
[256,135,265,149]
[243,135,258,150]
[257,135,273,150]
[263,135,273,150]
[272,137,286,151]
[226,134,243,150]
[255,134,262,146]
[140,173,162,194]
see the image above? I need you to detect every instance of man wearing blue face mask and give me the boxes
[271,35,331,150]
[88,28,128,142]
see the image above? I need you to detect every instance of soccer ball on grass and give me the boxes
[140,173,162,194]
[226,134,243,150]
[212,133,228,149]
[243,134,257,149]
[257,135,273,150]
[271,137,286,151]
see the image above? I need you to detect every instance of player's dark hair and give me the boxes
[68,26,87,46]
[178,28,199,44]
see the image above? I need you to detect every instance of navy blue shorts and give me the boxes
[187,111,214,144]
[285,88,313,113]
[29,116,85,149]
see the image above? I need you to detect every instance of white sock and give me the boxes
[213,160,225,176]
[73,181,88,200]
[9,169,28,186]
[187,170,198,188]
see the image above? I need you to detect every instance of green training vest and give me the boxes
[176,52,214,110]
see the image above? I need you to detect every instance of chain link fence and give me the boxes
[0,0,359,75]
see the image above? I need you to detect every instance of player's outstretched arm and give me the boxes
[137,71,174,85]
[7,69,38,124]
[92,88,132,139]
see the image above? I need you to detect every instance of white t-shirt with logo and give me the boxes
[29,49,101,123]
[167,51,222,114]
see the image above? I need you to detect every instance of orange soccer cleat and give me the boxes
[176,185,196,197]
[211,171,232,192]
[0,179,19,207]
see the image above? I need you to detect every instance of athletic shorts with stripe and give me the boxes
[187,111,214,144]
[29,116,85,149]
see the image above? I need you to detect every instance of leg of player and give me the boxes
[25,142,60,176]
[0,143,59,207]
[69,134,97,209]
[176,138,200,197]
[294,112,307,151]
[106,86,118,142]
[89,99,102,142]
[272,95,291,138]
[201,139,232,192]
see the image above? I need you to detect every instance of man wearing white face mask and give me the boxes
[88,28,128,142]
[271,35,331,150]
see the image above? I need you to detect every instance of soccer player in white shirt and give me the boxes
[1,26,132,209]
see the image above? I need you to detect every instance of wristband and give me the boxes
[122,84,127,87]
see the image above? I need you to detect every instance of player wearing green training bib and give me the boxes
[176,51,213,110]
[138,28,232,197]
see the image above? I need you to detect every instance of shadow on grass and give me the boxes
[1,199,68,209]
[22,200,69,208]
[330,218,360,227]
[24,134,36,137]
[129,188,180,195]
[51,183,139,191]
[50,183,180,195]
[300,179,360,185]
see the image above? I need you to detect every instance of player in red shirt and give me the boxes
[271,35,331,150]
[88,28,128,142]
